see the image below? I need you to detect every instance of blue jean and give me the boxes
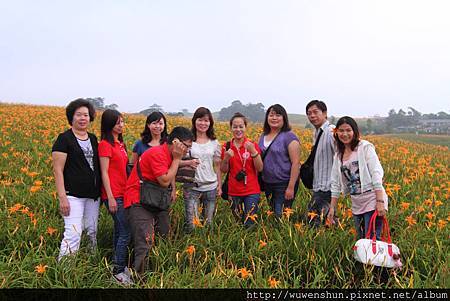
[183,188,217,231]
[231,194,260,227]
[265,181,299,218]
[103,198,131,274]
[353,210,383,240]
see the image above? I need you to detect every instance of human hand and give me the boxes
[244,141,256,153]
[59,196,70,216]
[172,139,187,160]
[108,198,117,214]
[284,187,294,200]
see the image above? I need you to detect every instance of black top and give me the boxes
[52,129,101,199]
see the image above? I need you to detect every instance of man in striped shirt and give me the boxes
[305,100,336,227]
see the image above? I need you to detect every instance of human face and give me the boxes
[148,118,165,137]
[180,139,193,156]
[267,109,284,130]
[307,105,327,129]
[336,123,354,147]
[72,106,90,131]
[231,117,246,140]
[112,116,124,136]
[195,115,210,134]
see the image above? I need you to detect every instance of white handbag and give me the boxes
[353,211,402,268]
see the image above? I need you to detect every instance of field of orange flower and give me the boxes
[0,103,448,288]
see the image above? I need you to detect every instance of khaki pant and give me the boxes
[127,203,169,274]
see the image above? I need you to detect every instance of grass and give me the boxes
[382,134,450,149]
[0,103,448,288]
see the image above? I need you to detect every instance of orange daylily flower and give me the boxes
[35,264,48,274]
[259,240,267,249]
[268,276,280,288]
[307,211,318,221]
[283,208,294,219]
[237,267,252,279]
[192,217,203,228]
[425,212,435,220]
[8,203,22,214]
[405,215,417,226]
[47,227,57,236]
[437,220,447,230]
[186,245,195,256]
[400,202,410,210]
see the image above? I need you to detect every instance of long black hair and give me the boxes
[263,104,291,135]
[191,107,216,141]
[100,109,126,150]
[335,116,360,161]
[141,111,168,145]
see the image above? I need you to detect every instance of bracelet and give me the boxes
[376,199,384,203]
[251,152,259,158]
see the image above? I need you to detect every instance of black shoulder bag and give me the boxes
[258,133,280,191]
[136,159,171,211]
[299,129,323,189]
[220,142,231,200]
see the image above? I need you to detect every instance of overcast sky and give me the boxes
[1,0,449,117]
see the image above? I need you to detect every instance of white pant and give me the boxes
[58,196,100,261]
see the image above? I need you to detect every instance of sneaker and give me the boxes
[113,272,134,286]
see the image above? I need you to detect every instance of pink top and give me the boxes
[342,151,377,215]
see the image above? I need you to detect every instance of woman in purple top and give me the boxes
[258,104,301,218]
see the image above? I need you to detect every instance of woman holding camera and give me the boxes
[220,113,263,227]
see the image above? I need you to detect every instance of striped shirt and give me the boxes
[312,120,336,192]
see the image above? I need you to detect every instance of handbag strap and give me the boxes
[261,132,281,161]
[136,159,144,183]
[366,211,394,256]
[305,128,323,163]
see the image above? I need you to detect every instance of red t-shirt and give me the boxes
[124,143,172,208]
[221,138,261,196]
[98,140,128,199]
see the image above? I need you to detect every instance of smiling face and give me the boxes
[112,116,124,136]
[267,109,284,130]
[336,123,354,147]
[195,115,211,134]
[306,104,327,128]
[72,106,90,131]
[231,117,246,140]
[148,118,165,137]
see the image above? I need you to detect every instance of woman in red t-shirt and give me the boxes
[220,113,263,227]
[99,109,132,286]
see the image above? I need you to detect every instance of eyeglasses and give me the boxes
[180,141,192,149]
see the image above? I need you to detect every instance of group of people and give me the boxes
[51,98,388,285]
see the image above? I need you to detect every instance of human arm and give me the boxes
[156,141,185,187]
[52,151,70,216]
[244,141,263,172]
[131,152,139,165]
[285,140,300,200]
[214,155,222,196]
[99,156,117,213]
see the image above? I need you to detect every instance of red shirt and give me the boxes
[221,138,261,196]
[98,140,128,199]
[124,143,172,208]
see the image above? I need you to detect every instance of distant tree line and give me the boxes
[217,100,265,122]
[84,97,118,111]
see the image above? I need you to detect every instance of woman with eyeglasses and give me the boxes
[327,116,388,240]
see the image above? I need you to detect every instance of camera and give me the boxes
[235,170,247,182]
